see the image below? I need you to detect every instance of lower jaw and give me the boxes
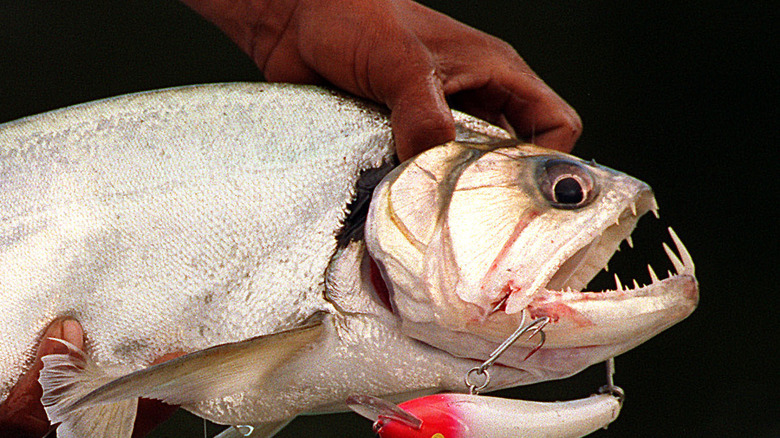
[464,343,627,392]
[490,343,629,384]
[472,274,698,347]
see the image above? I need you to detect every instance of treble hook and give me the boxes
[465,312,551,394]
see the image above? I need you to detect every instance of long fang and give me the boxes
[663,243,685,275]
[668,227,695,275]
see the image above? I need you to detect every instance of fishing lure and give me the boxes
[347,392,622,438]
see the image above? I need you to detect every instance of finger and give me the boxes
[396,2,581,152]
[0,319,83,438]
[428,28,582,152]
[496,72,582,153]
[444,67,581,153]
[447,87,516,135]
[367,36,455,160]
[261,30,325,85]
[389,74,456,161]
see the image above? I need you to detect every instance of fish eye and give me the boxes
[538,159,597,209]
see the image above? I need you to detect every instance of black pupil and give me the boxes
[554,177,584,204]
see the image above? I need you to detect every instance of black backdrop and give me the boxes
[1,1,776,437]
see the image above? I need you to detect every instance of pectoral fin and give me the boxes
[39,313,325,437]
[73,314,325,409]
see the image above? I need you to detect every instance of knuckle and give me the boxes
[567,110,584,139]
[482,34,523,61]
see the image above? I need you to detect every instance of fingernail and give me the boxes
[57,319,85,353]
[61,319,83,347]
[37,320,66,357]
[39,319,84,356]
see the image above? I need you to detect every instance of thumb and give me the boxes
[0,319,83,438]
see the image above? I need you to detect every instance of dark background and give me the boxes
[1,1,776,437]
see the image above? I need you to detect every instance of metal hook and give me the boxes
[465,312,551,394]
[598,357,625,405]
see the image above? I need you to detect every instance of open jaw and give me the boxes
[478,194,699,368]
[366,143,699,382]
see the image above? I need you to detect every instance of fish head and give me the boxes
[364,139,698,382]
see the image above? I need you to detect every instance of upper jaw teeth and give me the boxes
[609,226,695,293]
[507,198,694,308]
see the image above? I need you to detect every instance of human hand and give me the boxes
[0,319,178,438]
[182,0,582,160]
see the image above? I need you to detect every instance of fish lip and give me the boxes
[484,238,697,359]
[525,273,698,347]
[536,272,699,303]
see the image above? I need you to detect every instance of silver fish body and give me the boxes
[0,83,697,436]
[0,83,393,398]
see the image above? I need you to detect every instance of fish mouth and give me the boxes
[365,141,699,382]
[485,191,699,354]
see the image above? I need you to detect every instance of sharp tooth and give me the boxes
[668,227,695,275]
[630,202,637,216]
[604,262,609,272]
[614,273,623,291]
[648,264,659,283]
[632,279,640,289]
[626,236,634,248]
[663,242,685,275]
[651,198,660,218]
